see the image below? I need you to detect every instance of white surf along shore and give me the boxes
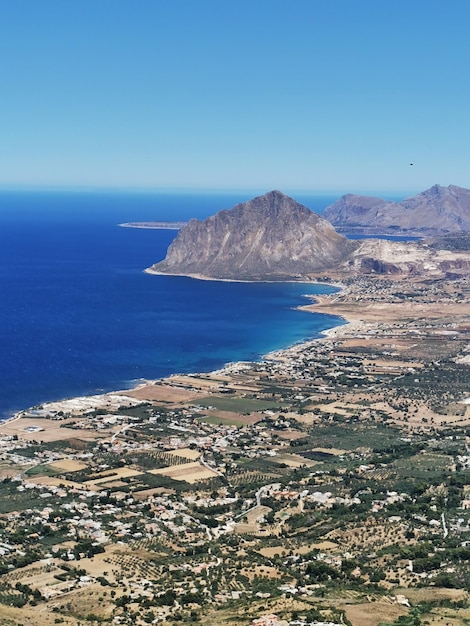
[5,280,351,423]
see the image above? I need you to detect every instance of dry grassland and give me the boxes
[306,296,470,326]
[48,459,88,472]
[259,540,339,558]
[167,374,222,390]
[341,601,408,626]
[424,609,470,626]
[93,479,127,488]
[133,486,176,499]
[204,408,264,425]
[0,605,80,625]
[149,461,219,483]
[1,557,115,622]
[168,447,201,460]
[28,467,143,490]
[399,587,469,605]
[0,467,21,480]
[240,564,283,581]
[275,453,318,468]
[119,382,203,404]
[363,358,424,370]
[234,521,267,535]
[84,467,142,486]
[310,446,347,456]
[27,475,87,489]
[0,417,103,442]
[307,400,365,418]
[245,505,272,524]
[270,429,306,440]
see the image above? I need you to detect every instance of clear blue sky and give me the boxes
[1,0,469,194]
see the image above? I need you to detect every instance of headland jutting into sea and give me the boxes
[0,190,347,420]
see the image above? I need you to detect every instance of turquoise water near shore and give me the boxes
[0,191,344,420]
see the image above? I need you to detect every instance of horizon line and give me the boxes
[0,183,421,198]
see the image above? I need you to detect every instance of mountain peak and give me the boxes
[149,191,356,280]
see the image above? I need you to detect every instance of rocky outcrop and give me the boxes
[323,184,470,236]
[149,190,358,280]
[342,237,470,277]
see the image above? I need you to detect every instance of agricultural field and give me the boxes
[149,461,220,483]
[194,395,284,413]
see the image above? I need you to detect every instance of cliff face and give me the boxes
[149,190,357,280]
[323,184,470,235]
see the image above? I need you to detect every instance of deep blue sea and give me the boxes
[0,190,345,420]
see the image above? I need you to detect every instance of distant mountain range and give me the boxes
[148,189,470,281]
[323,184,470,236]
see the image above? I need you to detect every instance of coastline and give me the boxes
[1,282,349,428]
[144,266,340,285]
[4,268,469,430]
[2,269,469,438]
[119,221,186,230]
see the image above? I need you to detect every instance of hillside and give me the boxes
[323,184,470,235]
[148,190,357,280]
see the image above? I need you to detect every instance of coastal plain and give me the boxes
[1,188,470,625]
[0,267,469,626]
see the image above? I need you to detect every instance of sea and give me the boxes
[0,190,347,421]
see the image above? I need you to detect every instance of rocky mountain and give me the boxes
[323,184,470,235]
[148,190,358,280]
[147,190,470,281]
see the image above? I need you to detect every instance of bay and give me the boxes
[0,191,343,420]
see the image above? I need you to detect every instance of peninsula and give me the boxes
[119,221,187,230]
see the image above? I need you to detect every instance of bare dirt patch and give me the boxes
[0,467,20,480]
[399,587,469,605]
[341,601,408,626]
[245,505,271,525]
[48,459,88,472]
[133,486,176,499]
[310,446,348,456]
[203,409,264,425]
[275,453,318,468]
[307,297,470,326]
[0,416,103,442]
[27,476,87,489]
[270,429,306,440]
[149,461,219,483]
[259,541,339,558]
[119,382,203,404]
[168,447,201,460]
